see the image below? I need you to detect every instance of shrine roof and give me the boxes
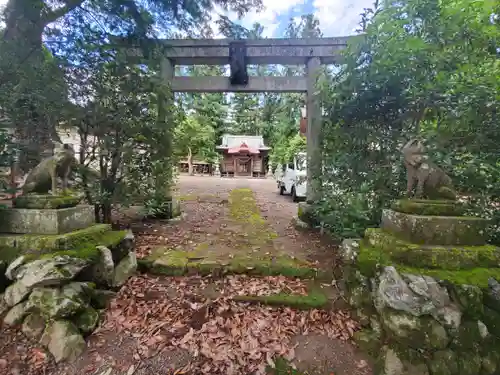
[216,134,270,152]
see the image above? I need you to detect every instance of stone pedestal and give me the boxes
[381,208,490,246]
[214,164,221,176]
[0,205,95,235]
[266,167,273,179]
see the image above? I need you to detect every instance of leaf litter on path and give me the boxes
[97,274,360,375]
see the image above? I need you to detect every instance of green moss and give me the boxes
[12,191,83,209]
[364,228,500,270]
[397,266,500,289]
[356,233,500,288]
[22,227,126,263]
[233,288,328,309]
[146,250,318,279]
[391,199,464,216]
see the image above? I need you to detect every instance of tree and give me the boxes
[0,0,263,170]
[314,0,500,239]
[174,115,215,175]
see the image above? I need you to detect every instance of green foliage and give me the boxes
[270,134,306,166]
[316,0,500,242]
[174,115,216,165]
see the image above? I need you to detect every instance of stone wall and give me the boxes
[0,230,137,363]
[340,239,500,375]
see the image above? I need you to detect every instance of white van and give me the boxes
[277,152,307,202]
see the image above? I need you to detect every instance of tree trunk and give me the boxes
[1,0,80,172]
[187,147,194,175]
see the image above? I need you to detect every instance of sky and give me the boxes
[214,0,374,38]
[0,0,374,37]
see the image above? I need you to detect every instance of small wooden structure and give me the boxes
[216,135,270,178]
[178,159,213,175]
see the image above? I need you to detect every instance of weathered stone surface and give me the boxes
[0,205,95,235]
[339,238,361,264]
[89,246,114,286]
[382,347,429,375]
[0,294,9,315]
[3,301,29,326]
[110,230,134,263]
[0,223,112,253]
[0,260,8,292]
[41,320,86,363]
[6,256,26,280]
[27,282,91,319]
[450,320,484,351]
[171,198,181,218]
[433,304,462,331]
[428,350,459,375]
[291,216,309,230]
[347,270,371,308]
[484,278,500,313]
[481,351,499,375]
[481,307,500,338]
[74,306,99,333]
[448,283,483,319]
[365,228,500,270]
[4,256,88,306]
[457,351,482,375]
[90,289,116,309]
[22,313,46,340]
[353,329,380,355]
[391,199,464,217]
[478,320,489,339]
[374,267,448,316]
[13,194,82,209]
[380,309,449,350]
[112,251,137,287]
[381,209,490,246]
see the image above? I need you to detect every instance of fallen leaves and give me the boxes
[99,274,361,374]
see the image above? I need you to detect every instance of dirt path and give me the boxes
[1,176,372,375]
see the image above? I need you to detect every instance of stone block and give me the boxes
[391,199,464,217]
[381,209,490,246]
[13,194,82,209]
[364,228,500,270]
[0,205,95,235]
[0,224,112,253]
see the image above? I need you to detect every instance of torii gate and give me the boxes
[127,37,353,201]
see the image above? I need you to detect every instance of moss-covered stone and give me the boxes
[391,199,464,217]
[148,248,318,279]
[365,228,500,270]
[0,224,113,254]
[73,306,99,334]
[355,235,500,289]
[353,329,381,356]
[381,209,490,246]
[427,350,459,375]
[449,320,483,351]
[22,313,46,340]
[90,289,116,309]
[13,194,82,209]
[232,288,328,310]
[448,284,484,319]
[380,309,449,350]
[482,306,500,338]
[27,282,90,319]
[457,351,482,375]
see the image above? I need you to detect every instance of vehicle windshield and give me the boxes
[296,154,307,171]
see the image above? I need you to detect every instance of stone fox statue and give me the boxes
[401,138,457,200]
[22,143,77,195]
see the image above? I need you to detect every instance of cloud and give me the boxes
[212,0,305,38]
[313,0,374,36]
